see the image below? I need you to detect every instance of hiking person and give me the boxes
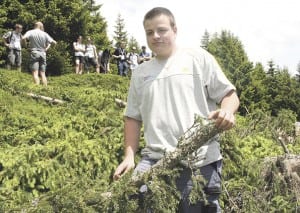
[112,42,128,76]
[126,46,139,73]
[113,7,240,213]
[2,24,23,71]
[22,22,57,86]
[138,45,151,64]
[99,48,111,74]
[73,35,85,74]
[84,37,100,73]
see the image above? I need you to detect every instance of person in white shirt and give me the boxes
[73,35,85,74]
[127,46,139,72]
[22,22,56,86]
[84,37,99,73]
[2,24,23,71]
[113,7,240,212]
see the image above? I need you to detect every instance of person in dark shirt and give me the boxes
[113,42,128,76]
[138,45,151,64]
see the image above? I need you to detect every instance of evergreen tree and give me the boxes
[113,14,128,47]
[127,36,140,52]
[240,63,269,114]
[200,29,209,49]
[296,61,300,82]
[0,0,110,74]
[263,65,300,118]
[206,30,253,101]
[267,60,277,76]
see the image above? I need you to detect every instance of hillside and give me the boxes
[0,69,131,210]
[0,70,299,212]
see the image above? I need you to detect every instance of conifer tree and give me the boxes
[200,29,210,50]
[296,61,300,82]
[206,30,253,101]
[267,60,277,76]
[127,36,140,52]
[113,14,128,47]
[0,0,110,74]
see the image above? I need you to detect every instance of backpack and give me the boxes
[5,31,21,44]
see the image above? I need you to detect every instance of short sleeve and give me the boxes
[205,53,236,103]
[2,31,11,39]
[22,31,30,40]
[124,77,142,121]
[45,33,54,43]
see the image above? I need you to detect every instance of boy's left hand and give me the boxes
[208,109,235,130]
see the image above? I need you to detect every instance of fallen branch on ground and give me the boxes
[26,92,65,104]
[114,98,127,108]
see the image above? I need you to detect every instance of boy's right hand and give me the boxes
[113,156,135,180]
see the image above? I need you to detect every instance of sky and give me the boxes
[96,0,300,75]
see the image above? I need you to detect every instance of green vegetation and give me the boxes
[0,70,299,212]
[0,70,130,211]
[0,0,110,75]
[0,1,300,211]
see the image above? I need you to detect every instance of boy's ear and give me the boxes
[173,26,177,34]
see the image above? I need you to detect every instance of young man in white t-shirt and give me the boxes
[127,46,139,72]
[73,36,85,74]
[84,37,100,73]
[2,24,23,71]
[114,7,240,212]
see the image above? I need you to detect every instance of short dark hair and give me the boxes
[143,7,176,28]
[15,24,22,29]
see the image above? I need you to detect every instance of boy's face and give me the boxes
[16,26,23,33]
[144,14,177,59]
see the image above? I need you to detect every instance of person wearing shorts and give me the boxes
[84,37,100,73]
[22,22,56,86]
[113,7,240,212]
[73,36,85,74]
[2,24,23,71]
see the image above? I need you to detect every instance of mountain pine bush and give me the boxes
[0,69,299,212]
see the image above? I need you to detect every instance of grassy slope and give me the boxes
[0,69,299,212]
[0,69,130,209]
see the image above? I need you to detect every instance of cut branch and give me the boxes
[26,92,65,104]
[115,98,127,108]
[104,116,221,197]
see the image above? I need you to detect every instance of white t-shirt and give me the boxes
[23,29,54,52]
[73,42,85,57]
[85,44,96,58]
[129,53,139,70]
[3,31,22,50]
[125,47,236,167]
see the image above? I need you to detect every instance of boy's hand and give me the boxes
[113,155,135,180]
[208,109,235,130]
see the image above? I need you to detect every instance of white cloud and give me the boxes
[97,0,300,74]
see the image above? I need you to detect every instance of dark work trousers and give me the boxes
[134,157,222,213]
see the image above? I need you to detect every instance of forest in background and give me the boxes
[0,0,300,212]
[1,0,299,119]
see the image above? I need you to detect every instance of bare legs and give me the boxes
[40,71,47,86]
[75,60,84,74]
[32,70,47,86]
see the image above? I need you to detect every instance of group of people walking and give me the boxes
[2,22,56,86]
[112,42,151,76]
[2,22,153,85]
[73,35,109,75]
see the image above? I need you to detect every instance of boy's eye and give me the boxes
[159,29,167,32]
[146,31,153,36]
